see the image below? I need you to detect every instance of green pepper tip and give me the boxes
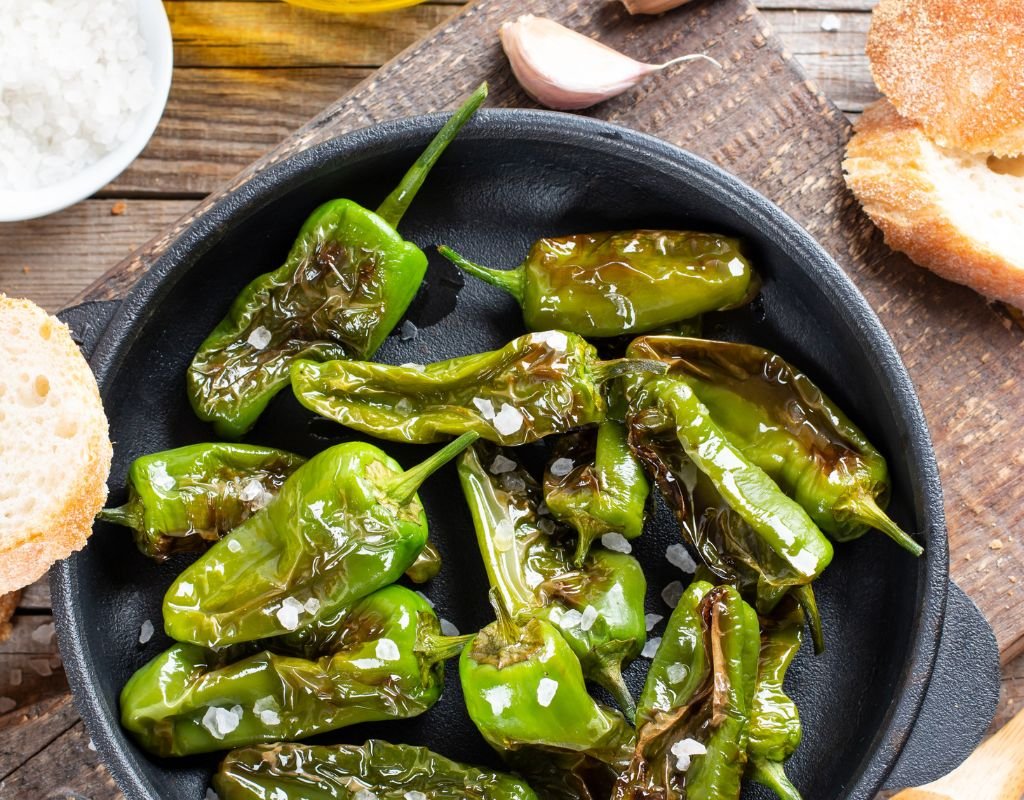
[749,758,804,800]
[438,245,526,304]
[791,583,824,655]
[591,357,668,385]
[843,495,923,557]
[416,628,476,664]
[384,431,481,504]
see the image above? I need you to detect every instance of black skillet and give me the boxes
[52,110,1000,800]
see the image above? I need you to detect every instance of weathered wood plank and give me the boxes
[167,1,458,68]
[0,200,196,313]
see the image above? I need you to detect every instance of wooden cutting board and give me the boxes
[72,0,1024,663]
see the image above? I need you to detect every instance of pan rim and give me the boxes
[52,107,948,800]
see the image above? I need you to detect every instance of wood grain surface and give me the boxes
[1,0,1022,798]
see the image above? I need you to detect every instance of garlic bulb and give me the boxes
[621,0,694,14]
[499,15,718,111]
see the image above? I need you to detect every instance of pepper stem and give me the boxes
[489,587,522,645]
[792,583,824,655]
[417,629,475,664]
[437,246,526,304]
[592,657,637,723]
[385,432,481,505]
[843,494,924,557]
[376,83,488,229]
[97,504,140,530]
[749,759,803,800]
[592,358,668,385]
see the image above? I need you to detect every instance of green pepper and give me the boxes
[628,375,833,588]
[460,597,636,778]
[163,432,478,647]
[684,585,762,800]
[747,599,805,800]
[614,584,760,800]
[213,740,539,799]
[122,586,470,756]
[98,443,306,561]
[543,420,650,565]
[437,231,755,337]
[628,336,922,556]
[459,443,646,719]
[291,330,666,445]
[186,84,488,438]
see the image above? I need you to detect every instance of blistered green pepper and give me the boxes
[628,336,922,556]
[543,420,650,565]
[186,84,487,438]
[122,586,470,756]
[459,443,646,719]
[163,433,478,647]
[437,231,755,337]
[628,375,833,588]
[291,330,665,446]
[98,443,306,561]
[614,584,760,800]
[460,599,635,786]
[747,599,805,800]
[214,740,539,800]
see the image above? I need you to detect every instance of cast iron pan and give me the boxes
[52,110,1000,800]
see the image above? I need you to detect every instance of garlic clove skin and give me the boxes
[500,15,716,111]
[621,0,694,14]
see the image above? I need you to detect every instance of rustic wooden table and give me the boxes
[0,1,1020,797]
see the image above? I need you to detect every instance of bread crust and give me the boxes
[867,0,1024,156]
[843,100,1024,309]
[0,296,112,594]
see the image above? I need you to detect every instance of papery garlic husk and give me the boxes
[621,0,694,14]
[499,15,718,111]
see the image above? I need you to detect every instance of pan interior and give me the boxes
[70,117,930,800]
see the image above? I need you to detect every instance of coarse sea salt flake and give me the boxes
[536,677,559,707]
[666,544,697,573]
[473,397,496,420]
[376,638,401,661]
[354,790,378,800]
[247,326,272,350]
[641,637,662,659]
[580,605,599,631]
[485,685,513,714]
[304,597,321,615]
[601,532,632,554]
[549,457,574,477]
[202,705,242,739]
[662,581,685,609]
[645,613,664,632]
[226,538,242,553]
[494,518,515,551]
[405,792,428,800]
[820,13,841,31]
[239,478,263,502]
[490,454,518,474]
[138,619,154,644]
[670,738,707,771]
[560,608,584,628]
[667,662,688,684]
[205,789,220,800]
[275,597,305,631]
[440,618,461,637]
[400,320,418,341]
[493,403,525,436]
[30,622,55,645]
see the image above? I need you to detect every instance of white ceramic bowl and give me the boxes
[0,0,173,222]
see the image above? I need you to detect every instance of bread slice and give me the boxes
[0,296,112,594]
[867,0,1024,156]
[844,100,1024,309]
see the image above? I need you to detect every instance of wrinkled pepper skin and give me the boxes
[627,336,922,556]
[747,600,805,800]
[98,443,305,561]
[292,330,665,445]
[459,443,646,719]
[460,612,636,770]
[635,580,714,728]
[163,433,477,647]
[684,585,762,800]
[628,376,833,587]
[544,420,650,564]
[214,740,540,800]
[186,84,488,438]
[438,231,756,337]
[122,586,469,756]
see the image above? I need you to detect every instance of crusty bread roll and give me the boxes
[0,296,112,594]
[844,100,1024,309]
[867,0,1024,156]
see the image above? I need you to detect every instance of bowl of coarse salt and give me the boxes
[0,0,173,222]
